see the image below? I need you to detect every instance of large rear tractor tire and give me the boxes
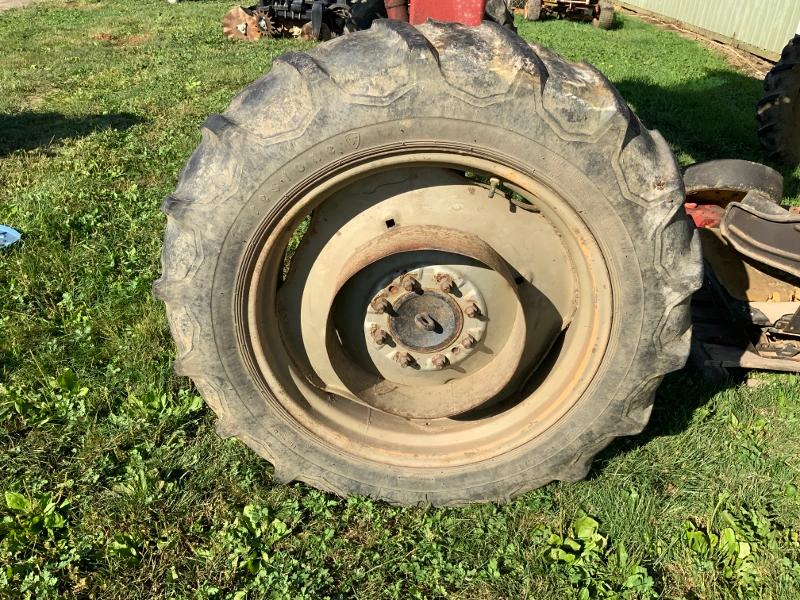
[155,21,701,505]
[758,35,800,166]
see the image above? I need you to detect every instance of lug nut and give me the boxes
[370,326,389,346]
[371,297,393,314]
[395,351,415,368]
[464,301,481,318]
[436,274,455,294]
[432,354,448,370]
[462,334,476,349]
[402,276,419,292]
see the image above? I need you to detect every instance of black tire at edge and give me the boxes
[757,35,800,166]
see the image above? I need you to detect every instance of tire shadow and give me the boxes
[587,367,746,479]
[0,111,143,157]
[614,70,800,198]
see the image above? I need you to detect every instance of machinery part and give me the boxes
[683,159,784,208]
[721,191,800,280]
[383,0,408,22]
[409,0,485,26]
[156,20,701,504]
[524,0,541,21]
[223,6,263,41]
[593,1,613,29]
[226,0,355,42]
[757,34,800,166]
[299,20,332,41]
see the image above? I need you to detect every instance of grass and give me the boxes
[1,2,800,598]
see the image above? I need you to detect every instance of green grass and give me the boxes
[1,3,800,598]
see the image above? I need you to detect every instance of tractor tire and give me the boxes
[155,21,701,505]
[524,0,542,21]
[593,2,614,29]
[757,35,800,165]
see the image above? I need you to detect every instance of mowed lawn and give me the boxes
[2,1,800,598]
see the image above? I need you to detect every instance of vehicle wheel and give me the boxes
[684,159,784,205]
[593,2,614,29]
[758,35,800,165]
[524,0,541,21]
[155,21,701,505]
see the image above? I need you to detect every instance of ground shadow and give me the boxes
[587,368,742,479]
[0,111,143,157]
[614,70,799,197]
[584,68,794,469]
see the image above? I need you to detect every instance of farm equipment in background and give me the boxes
[222,0,511,41]
[223,0,365,41]
[518,0,614,29]
[161,0,800,505]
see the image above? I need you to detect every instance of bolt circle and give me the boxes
[363,265,489,374]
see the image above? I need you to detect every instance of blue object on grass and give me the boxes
[0,225,21,248]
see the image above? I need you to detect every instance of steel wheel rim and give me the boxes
[240,149,612,469]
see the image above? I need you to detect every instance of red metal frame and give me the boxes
[384,0,487,26]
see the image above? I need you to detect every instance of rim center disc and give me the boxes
[388,291,462,352]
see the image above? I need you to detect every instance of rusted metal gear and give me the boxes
[222,6,262,41]
[251,8,275,38]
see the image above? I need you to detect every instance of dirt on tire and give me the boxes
[155,20,701,505]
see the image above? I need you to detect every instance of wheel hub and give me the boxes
[365,266,487,372]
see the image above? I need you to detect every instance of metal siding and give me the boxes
[621,0,800,57]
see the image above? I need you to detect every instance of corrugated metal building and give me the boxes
[618,0,800,61]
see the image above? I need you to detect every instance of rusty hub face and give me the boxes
[365,266,488,373]
[242,156,611,468]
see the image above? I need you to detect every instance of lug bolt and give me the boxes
[395,351,415,368]
[371,296,392,314]
[402,275,419,292]
[464,301,481,318]
[488,177,500,198]
[432,354,448,370]
[462,334,476,349]
[436,274,455,294]
[370,326,389,346]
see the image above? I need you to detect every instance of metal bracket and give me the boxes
[720,191,800,280]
